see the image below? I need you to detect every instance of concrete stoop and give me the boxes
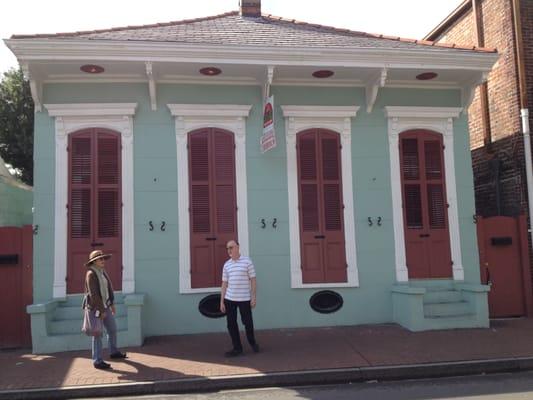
[391,280,490,331]
[27,293,145,354]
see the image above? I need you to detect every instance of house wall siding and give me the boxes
[34,83,476,335]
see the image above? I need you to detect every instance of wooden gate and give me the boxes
[0,225,32,348]
[476,215,533,318]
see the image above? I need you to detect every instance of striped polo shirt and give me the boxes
[222,256,256,301]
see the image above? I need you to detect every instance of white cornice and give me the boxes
[5,39,499,71]
[44,103,138,116]
[384,106,463,119]
[21,63,42,112]
[281,105,359,118]
[167,104,252,117]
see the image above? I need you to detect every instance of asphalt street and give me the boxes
[86,370,533,400]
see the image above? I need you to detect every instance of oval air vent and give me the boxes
[198,294,225,318]
[309,290,343,314]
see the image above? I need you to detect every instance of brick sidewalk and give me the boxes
[2,318,533,392]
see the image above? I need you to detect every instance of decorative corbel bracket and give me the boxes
[262,65,275,101]
[461,71,489,113]
[365,68,387,114]
[145,62,157,111]
[21,63,42,112]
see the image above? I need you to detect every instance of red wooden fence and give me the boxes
[0,225,32,348]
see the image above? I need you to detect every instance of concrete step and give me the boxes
[424,301,472,318]
[54,304,127,320]
[41,330,133,353]
[423,290,462,304]
[409,279,455,291]
[420,315,487,331]
[59,293,126,308]
[49,316,127,335]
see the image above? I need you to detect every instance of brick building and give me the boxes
[426,0,532,217]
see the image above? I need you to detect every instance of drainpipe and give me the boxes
[511,0,533,245]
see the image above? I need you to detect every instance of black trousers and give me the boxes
[224,299,257,351]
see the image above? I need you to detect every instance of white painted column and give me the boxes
[53,117,68,298]
[285,118,302,288]
[340,117,359,286]
[121,116,135,293]
[234,119,250,256]
[443,118,464,280]
[387,117,409,282]
[175,117,192,294]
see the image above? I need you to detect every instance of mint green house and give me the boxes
[5,1,498,353]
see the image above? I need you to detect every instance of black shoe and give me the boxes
[251,343,260,353]
[224,349,243,357]
[94,361,111,370]
[110,351,127,359]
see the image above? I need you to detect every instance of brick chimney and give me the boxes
[240,0,261,17]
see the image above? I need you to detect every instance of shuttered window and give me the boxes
[297,129,346,283]
[68,129,122,294]
[189,128,237,288]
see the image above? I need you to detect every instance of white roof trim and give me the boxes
[44,103,138,116]
[5,39,499,72]
[281,105,360,118]
[167,104,252,117]
[384,106,463,119]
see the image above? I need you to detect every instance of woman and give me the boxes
[84,250,127,370]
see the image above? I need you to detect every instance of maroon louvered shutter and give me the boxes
[67,129,122,293]
[400,130,451,279]
[189,130,214,288]
[68,132,93,293]
[298,132,323,283]
[95,131,122,289]
[321,133,346,282]
[189,128,237,288]
[213,129,237,286]
[298,129,346,283]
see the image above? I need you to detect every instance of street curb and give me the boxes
[3,357,533,399]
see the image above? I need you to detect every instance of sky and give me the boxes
[0,0,464,74]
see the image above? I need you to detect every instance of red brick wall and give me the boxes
[436,0,521,149]
[432,0,526,217]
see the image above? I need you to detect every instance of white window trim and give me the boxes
[167,104,252,294]
[384,106,464,282]
[44,103,138,298]
[281,105,360,289]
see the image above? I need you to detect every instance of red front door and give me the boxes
[400,129,452,279]
[297,129,347,283]
[67,129,122,294]
[189,128,237,288]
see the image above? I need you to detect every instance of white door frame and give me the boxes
[281,105,360,288]
[384,106,464,282]
[167,104,252,294]
[45,103,137,298]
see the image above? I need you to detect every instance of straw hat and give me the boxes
[85,250,111,266]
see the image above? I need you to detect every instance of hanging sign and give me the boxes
[260,95,276,153]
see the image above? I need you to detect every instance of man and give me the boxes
[220,240,259,357]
